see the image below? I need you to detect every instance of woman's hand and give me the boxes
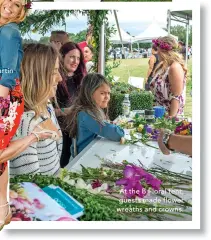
[31,124,56,142]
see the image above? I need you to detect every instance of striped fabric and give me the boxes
[9,103,62,177]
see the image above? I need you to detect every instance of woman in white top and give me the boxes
[9,43,63,176]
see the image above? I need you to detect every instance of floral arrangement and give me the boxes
[10,158,192,221]
[174,120,192,135]
[117,115,192,148]
[152,39,176,51]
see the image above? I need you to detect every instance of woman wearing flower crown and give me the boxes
[0,0,32,231]
[150,36,187,117]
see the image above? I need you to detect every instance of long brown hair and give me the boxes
[57,42,87,106]
[20,43,59,117]
[66,73,110,138]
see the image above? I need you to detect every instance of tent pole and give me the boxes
[185,17,189,65]
[98,22,105,75]
[167,9,171,34]
[114,10,125,59]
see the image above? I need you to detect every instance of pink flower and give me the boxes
[116,165,162,199]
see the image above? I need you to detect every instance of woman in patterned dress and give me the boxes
[150,36,187,117]
[0,0,31,230]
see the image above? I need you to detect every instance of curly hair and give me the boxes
[154,36,187,76]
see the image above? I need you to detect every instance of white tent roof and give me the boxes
[110,28,134,44]
[134,22,178,41]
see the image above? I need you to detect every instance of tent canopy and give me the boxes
[110,27,134,44]
[170,10,192,21]
[133,22,178,42]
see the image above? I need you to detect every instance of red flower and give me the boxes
[25,2,32,9]
[91,179,102,189]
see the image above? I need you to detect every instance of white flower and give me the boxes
[75,179,87,189]
[63,177,75,186]
[100,183,108,191]
[86,184,93,190]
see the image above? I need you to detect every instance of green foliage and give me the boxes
[105,61,121,82]
[170,25,192,46]
[69,30,87,43]
[39,36,50,45]
[87,10,116,74]
[108,83,154,120]
[22,38,38,44]
[10,175,127,221]
[19,10,88,35]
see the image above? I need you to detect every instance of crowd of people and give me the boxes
[0,0,192,230]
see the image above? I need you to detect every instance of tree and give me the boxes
[68,30,87,43]
[19,10,115,78]
[39,36,50,45]
[170,25,192,45]
[22,38,38,44]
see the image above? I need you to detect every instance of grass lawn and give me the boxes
[108,58,192,118]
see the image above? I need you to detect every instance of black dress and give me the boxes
[56,76,79,168]
[145,54,159,91]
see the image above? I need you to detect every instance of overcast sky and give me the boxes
[25,7,192,41]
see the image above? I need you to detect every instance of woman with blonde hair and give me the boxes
[150,36,187,117]
[0,0,32,230]
[9,43,62,177]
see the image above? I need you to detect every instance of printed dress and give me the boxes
[150,67,186,115]
[0,79,24,176]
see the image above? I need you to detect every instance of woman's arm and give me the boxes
[0,134,37,164]
[0,126,54,164]
[79,112,125,141]
[168,62,184,116]
[146,55,156,81]
[0,85,9,98]
[158,129,192,156]
[54,108,69,117]
[0,26,20,90]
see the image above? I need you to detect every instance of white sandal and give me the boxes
[0,202,12,231]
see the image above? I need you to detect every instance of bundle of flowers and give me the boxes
[174,120,192,135]
[117,116,192,147]
[10,160,192,221]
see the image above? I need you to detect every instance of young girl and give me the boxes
[67,73,125,158]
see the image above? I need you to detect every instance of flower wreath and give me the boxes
[152,38,178,51]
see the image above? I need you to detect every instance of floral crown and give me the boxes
[22,0,32,10]
[152,38,177,51]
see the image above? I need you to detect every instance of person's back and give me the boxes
[71,110,124,157]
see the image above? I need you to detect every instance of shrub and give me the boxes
[108,83,154,120]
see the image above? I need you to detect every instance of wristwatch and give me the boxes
[162,130,173,151]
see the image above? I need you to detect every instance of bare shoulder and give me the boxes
[169,62,183,73]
